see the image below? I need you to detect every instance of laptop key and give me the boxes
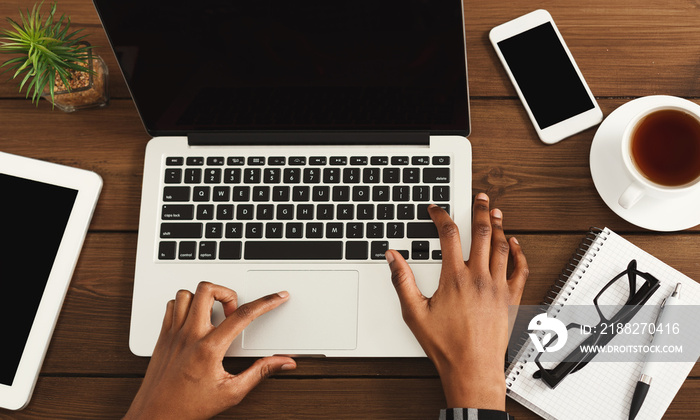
[366,223,383,238]
[225,223,243,238]
[283,168,301,183]
[423,168,450,183]
[160,223,202,239]
[304,168,321,183]
[207,157,225,166]
[289,157,306,165]
[264,168,281,183]
[403,168,420,183]
[265,223,284,238]
[350,156,368,165]
[245,241,342,260]
[165,168,182,184]
[162,204,194,220]
[371,241,389,259]
[166,157,183,166]
[236,205,254,220]
[346,241,369,260]
[178,241,196,260]
[203,167,220,183]
[391,156,409,165]
[205,222,223,238]
[219,242,242,259]
[196,204,214,220]
[286,223,303,238]
[268,157,286,166]
[387,222,404,238]
[245,223,263,238]
[193,186,210,202]
[433,156,450,165]
[407,222,439,238]
[329,156,347,165]
[412,156,430,165]
[224,168,241,183]
[186,157,204,166]
[184,168,202,183]
[227,157,245,166]
[326,223,344,238]
[412,241,430,260]
[346,222,364,238]
[158,241,176,259]
[383,168,400,183]
[310,156,326,165]
[199,242,217,259]
[433,185,450,201]
[244,168,261,183]
[397,250,409,260]
[212,186,230,202]
[248,157,265,165]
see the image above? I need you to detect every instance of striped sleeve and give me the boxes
[439,408,514,420]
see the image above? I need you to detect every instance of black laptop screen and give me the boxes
[94,0,469,135]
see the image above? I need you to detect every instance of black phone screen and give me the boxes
[497,22,594,129]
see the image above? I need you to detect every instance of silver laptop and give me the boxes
[94,0,472,357]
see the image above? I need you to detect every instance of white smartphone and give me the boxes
[489,10,602,144]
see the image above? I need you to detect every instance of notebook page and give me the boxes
[507,228,700,420]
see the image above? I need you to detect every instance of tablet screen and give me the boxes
[0,174,77,386]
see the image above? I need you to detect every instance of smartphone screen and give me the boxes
[497,22,594,130]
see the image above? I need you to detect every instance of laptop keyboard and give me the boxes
[157,154,451,262]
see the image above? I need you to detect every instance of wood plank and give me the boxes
[43,232,700,377]
[4,376,699,419]
[1,98,698,232]
[2,0,700,100]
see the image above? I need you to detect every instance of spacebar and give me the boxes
[244,241,343,260]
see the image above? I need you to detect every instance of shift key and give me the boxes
[160,223,202,238]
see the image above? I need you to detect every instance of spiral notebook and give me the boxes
[506,227,700,420]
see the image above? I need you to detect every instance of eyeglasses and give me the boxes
[533,259,660,388]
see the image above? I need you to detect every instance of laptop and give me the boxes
[94,0,472,357]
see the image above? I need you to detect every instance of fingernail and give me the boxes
[281,363,296,371]
[512,237,519,245]
[491,208,502,219]
[385,250,395,264]
[277,291,289,299]
[427,203,438,209]
[476,192,488,201]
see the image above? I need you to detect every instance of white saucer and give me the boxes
[590,95,700,231]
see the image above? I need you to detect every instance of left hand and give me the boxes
[124,281,296,420]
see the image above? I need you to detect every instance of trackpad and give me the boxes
[243,270,359,351]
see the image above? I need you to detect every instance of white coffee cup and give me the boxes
[617,102,700,209]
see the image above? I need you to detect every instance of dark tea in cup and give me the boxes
[630,109,700,187]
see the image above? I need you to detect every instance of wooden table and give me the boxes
[1,0,698,418]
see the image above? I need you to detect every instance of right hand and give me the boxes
[385,193,529,410]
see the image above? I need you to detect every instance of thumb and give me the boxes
[233,356,296,398]
[385,250,425,316]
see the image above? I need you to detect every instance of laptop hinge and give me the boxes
[187,132,430,146]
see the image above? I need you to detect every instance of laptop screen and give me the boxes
[94,0,469,136]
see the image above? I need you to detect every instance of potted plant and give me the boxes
[0,2,108,111]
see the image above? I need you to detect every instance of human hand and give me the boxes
[385,193,529,410]
[124,282,296,420]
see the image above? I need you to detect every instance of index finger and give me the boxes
[428,204,465,271]
[206,291,290,350]
[183,282,238,331]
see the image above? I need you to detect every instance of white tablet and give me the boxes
[0,152,102,410]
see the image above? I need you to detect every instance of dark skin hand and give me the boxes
[386,193,529,410]
[124,282,296,420]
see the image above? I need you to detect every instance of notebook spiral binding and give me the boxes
[505,227,610,388]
